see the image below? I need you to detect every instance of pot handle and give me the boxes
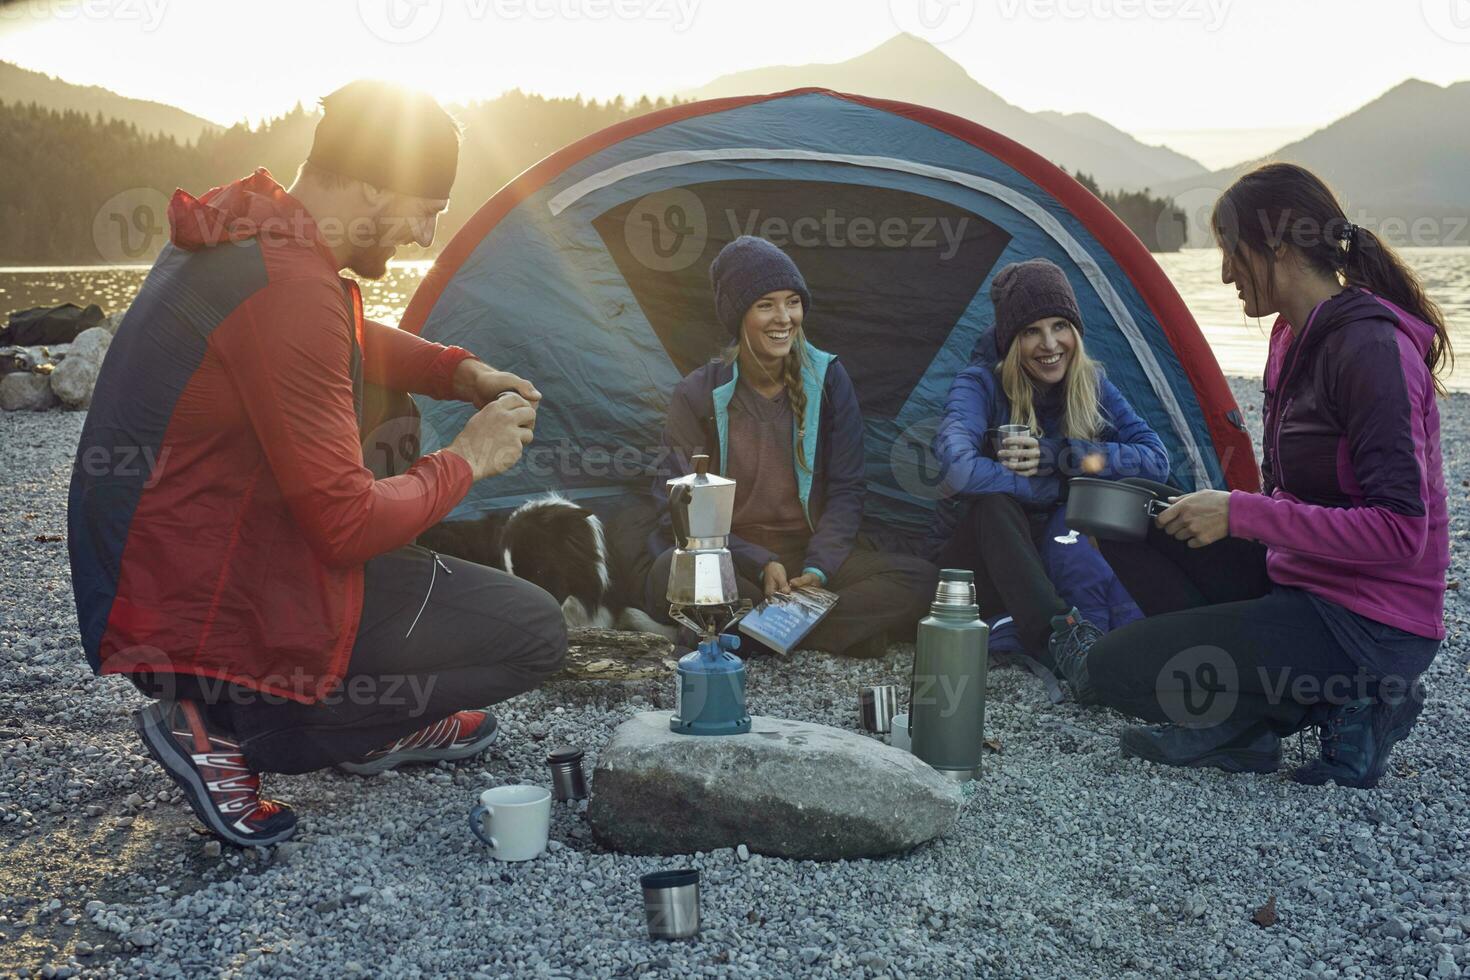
[1145,498,1171,518]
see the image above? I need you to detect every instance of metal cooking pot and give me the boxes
[1064,478,1170,542]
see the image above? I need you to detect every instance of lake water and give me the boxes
[4,247,1469,387]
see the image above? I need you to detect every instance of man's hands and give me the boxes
[453,358,541,409]
[763,562,821,597]
[445,393,536,482]
[998,434,1041,477]
[1156,489,1232,548]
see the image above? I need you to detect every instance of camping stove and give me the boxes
[665,455,751,736]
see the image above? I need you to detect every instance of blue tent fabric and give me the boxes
[405,90,1250,548]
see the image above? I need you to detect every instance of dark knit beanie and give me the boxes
[990,258,1083,355]
[709,236,812,337]
[306,80,460,199]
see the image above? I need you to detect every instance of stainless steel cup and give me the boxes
[993,422,1031,454]
[546,746,588,802]
[641,869,700,940]
[859,685,900,734]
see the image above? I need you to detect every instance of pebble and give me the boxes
[1,382,1468,977]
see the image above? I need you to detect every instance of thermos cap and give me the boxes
[940,568,974,582]
[547,746,584,764]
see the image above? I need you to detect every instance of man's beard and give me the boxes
[347,243,395,280]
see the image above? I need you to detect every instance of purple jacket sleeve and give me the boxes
[1036,378,1170,482]
[1230,330,1430,565]
[932,368,1063,506]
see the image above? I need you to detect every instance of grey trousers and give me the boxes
[132,386,568,774]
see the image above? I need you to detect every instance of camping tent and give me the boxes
[401,88,1258,544]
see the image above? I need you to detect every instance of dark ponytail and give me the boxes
[1212,163,1453,394]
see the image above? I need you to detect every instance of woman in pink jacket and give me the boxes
[1062,163,1451,787]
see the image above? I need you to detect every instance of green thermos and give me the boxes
[909,568,988,782]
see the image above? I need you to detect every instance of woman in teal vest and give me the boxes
[644,236,937,656]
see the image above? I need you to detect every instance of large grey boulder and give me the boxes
[1,372,59,411]
[50,326,112,407]
[589,712,962,860]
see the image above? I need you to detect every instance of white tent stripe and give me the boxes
[548,148,1212,487]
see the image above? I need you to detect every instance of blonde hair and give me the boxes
[722,326,811,472]
[998,329,1103,441]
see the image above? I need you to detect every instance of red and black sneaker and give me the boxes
[134,700,297,847]
[337,710,499,776]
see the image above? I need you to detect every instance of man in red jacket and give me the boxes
[68,81,567,846]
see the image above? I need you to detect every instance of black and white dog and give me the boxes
[417,494,674,638]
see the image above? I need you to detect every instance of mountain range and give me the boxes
[2,35,1465,250]
[0,60,218,144]
[683,34,1209,193]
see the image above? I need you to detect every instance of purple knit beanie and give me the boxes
[709,236,812,337]
[990,258,1083,355]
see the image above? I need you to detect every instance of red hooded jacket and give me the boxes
[68,169,476,702]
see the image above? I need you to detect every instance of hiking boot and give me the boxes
[1289,687,1425,789]
[1120,717,1282,774]
[337,710,499,776]
[134,700,297,847]
[1047,608,1104,704]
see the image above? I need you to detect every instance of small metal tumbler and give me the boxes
[546,746,588,802]
[859,685,900,734]
[641,869,700,940]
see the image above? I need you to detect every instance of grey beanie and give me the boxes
[990,258,1083,355]
[709,236,812,337]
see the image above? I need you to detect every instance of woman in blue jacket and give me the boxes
[930,258,1169,692]
[645,236,937,657]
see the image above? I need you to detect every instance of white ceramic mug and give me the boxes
[468,785,551,861]
[889,712,912,753]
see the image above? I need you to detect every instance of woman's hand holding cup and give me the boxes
[997,424,1040,477]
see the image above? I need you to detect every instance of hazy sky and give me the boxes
[1,0,1467,168]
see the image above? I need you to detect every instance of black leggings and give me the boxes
[937,493,1070,652]
[1089,480,1373,735]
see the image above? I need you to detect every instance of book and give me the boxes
[737,586,840,655]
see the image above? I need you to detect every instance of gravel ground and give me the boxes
[2,376,1468,979]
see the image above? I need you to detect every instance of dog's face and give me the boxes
[502,496,609,619]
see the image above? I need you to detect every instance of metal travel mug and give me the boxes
[546,746,588,802]
[859,685,900,734]
[994,423,1031,455]
[641,869,700,940]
